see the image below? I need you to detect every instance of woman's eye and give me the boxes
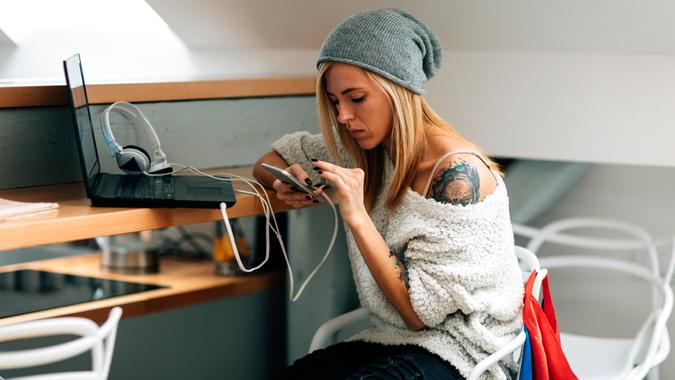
[330,96,364,105]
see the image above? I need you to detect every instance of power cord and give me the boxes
[144,163,339,302]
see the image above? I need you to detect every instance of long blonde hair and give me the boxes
[316,61,502,212]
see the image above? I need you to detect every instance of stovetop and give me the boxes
[0,269,166,318]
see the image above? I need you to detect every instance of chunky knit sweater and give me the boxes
[272,131,524,380]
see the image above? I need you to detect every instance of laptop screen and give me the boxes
[64,54,100,195]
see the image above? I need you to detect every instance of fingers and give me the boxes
[311,160,362,190]
[311,160,358,179]
[272,179,303,194]
[317,170,347,191]
[286,164,313,187]
[281,195,318,208]
[271,179,286,193]
[272,162,347,208]
[310,159,341,172]
[311,183,327,196]
[272,179,319,208]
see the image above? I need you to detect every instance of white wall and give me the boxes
[425,51,675,167]
[147,0,675,55]
[125,0,675,166]
[3,0,675,166]
[534,163,675,238]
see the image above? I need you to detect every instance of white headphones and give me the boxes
[101,101,173,175]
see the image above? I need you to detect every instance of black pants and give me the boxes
[273,341,464,379]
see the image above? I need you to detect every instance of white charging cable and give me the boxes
[144,163,339,302]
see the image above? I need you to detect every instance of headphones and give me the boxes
[101,101,173,175]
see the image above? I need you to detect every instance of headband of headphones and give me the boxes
[100,101,169,171]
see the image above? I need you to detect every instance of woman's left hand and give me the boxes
[312,160,367,227]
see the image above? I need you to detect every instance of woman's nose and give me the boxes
[336,104,355,124]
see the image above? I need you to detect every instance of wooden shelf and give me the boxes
[0,254,284,326]
[0,77,316,109]
[0,166,301,251]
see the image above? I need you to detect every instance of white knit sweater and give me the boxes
[272,132,524,380]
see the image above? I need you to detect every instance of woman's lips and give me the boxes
[349,129,366,138]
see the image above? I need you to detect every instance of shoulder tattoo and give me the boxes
[428,159,481,206]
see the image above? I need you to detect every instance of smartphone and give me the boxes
[260,163,315,195]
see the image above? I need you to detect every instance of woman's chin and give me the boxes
[356,138,378,150]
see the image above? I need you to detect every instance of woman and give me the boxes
[253,8,524,380]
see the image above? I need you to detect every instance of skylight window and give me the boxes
[0,0,180,46]
[0,0,191,82]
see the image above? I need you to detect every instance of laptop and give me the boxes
[63,54,237,208]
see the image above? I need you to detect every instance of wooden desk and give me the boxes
[0,166,294,251]
[0,254,284,327]
[0,165,301,325]
[0,77,315,109]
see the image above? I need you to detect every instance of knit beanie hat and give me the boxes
[316,8,442,94]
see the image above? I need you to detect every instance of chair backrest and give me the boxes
[0,307,123,380]
[515,244,539,273]
[514,218,660,275]
[513,218,675,380]
[514,217,665,321]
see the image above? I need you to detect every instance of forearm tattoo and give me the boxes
[389,247,409,288]
[428,159,481,206]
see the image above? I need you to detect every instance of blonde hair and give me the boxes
[316,61,502,212]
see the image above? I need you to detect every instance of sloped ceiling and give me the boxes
[0,28,14,47]
[145,0,675,167]
[147,0,675,55]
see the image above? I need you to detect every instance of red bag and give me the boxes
[522,271,578,380]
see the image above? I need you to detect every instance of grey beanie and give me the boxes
[317,8,442,94]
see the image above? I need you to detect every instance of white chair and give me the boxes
[0,307,123,380]
[309,246,546,380]
[513,218,675,380]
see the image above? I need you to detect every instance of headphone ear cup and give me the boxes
[117,145,151,174]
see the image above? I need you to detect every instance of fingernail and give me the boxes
[291,186,300,191]
[305,195,311,200]
[318,170,323,174]
[312,199,319,203]
[313,183,323,188]
[311,158,318,162]
[305,178,313,186]
[313,166,320,170]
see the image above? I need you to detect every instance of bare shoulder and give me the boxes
[425,153,498,206]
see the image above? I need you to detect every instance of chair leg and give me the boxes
[647,365,659,380]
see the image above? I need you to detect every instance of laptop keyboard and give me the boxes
[116,175,175,200]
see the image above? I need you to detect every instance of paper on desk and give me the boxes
[0,197,59,222]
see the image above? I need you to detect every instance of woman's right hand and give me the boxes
[272,164,320,208]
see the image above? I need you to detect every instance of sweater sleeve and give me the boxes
[271,131,352,182]
[403,229,506,327]
[272,131,333,164]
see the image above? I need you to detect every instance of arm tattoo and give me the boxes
[429,159,481,206]
[389,247,409,289]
